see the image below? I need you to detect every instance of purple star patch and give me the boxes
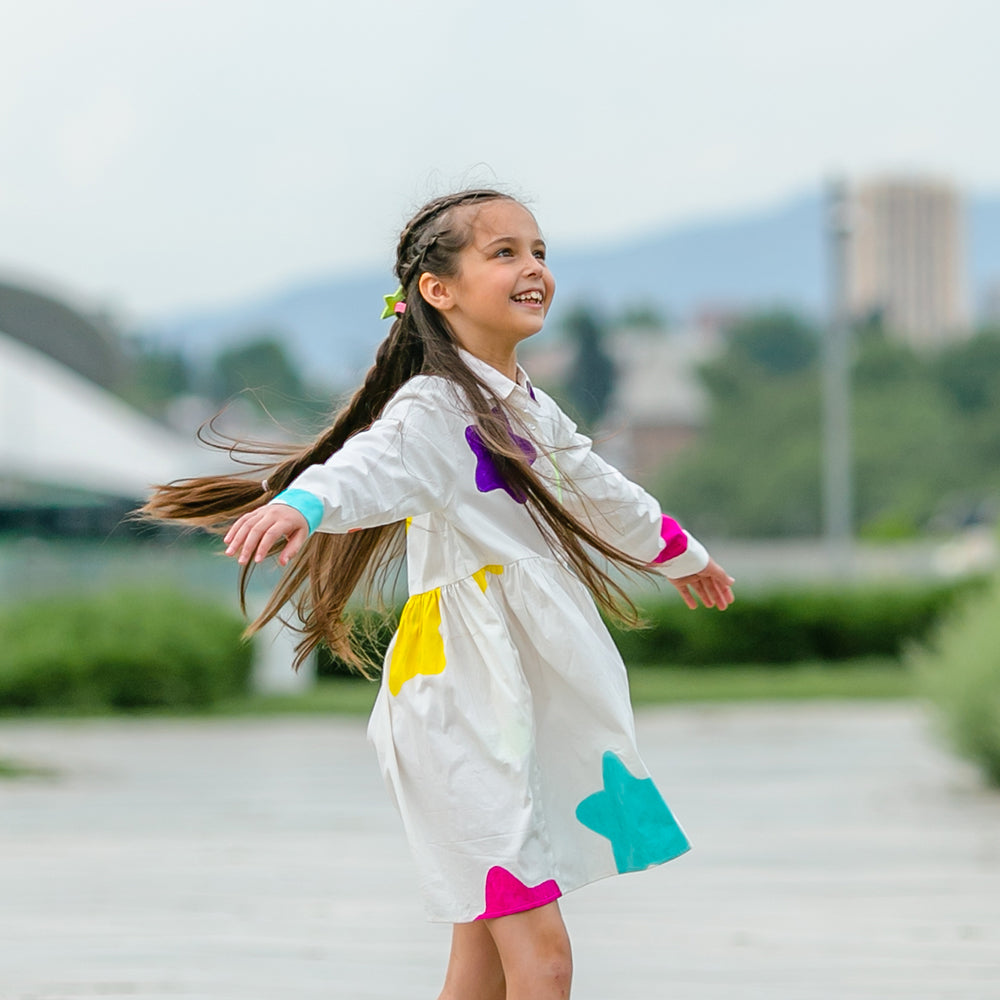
[465,422,537,503]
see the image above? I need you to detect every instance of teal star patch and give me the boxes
[575,751,691,873]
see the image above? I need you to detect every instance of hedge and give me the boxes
[608,580,979,666]
[317,579,979,675]
[0,589,253,711]
[912,574,1000,786]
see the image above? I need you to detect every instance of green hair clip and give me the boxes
[381,285,407,320]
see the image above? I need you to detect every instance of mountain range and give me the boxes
[151,186,1000,385]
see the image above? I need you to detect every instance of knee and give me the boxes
[489,902,573,997]
[539,952,572,993]
[528,933,573,994]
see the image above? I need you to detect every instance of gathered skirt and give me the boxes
[366,555,690,923]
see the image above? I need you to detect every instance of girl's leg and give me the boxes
[437,919,506,1000]
[485,901,572,1000]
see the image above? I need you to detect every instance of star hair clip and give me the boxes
[380,285,407,319]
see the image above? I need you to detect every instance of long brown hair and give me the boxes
[141,189,654,674]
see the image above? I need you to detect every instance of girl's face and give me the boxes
[425,200,556,361]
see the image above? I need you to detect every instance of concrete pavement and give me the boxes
[2,702,999,999]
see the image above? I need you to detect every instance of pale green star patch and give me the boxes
[380,285,406,319]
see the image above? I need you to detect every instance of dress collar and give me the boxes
[457,347,537,404]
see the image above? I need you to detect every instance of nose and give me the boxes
[522,253,543,276]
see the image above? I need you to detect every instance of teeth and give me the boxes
[513,291,543,303]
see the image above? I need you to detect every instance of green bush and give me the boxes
[912,575,1000,786]
[0,589,253,711]
[319,580,975,676]
[608,580,978,667]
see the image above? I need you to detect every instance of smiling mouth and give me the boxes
[512,290,544,304]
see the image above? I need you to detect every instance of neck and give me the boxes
[458,341,518,381]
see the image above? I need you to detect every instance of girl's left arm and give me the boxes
[667,558,735,611]
[543,398,733,608]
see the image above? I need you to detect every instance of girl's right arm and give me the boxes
[225,380,457,566]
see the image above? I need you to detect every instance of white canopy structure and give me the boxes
[0,331,217,501]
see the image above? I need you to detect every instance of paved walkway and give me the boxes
[1,702,999,1000]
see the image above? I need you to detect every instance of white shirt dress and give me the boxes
[272,350,710,923]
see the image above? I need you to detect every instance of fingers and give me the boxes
[223,507,308,565]
[277,525,308,566]
[699,572,732,611]
[223,511,257,553]
[708,581,732,611]
[702,575,734,611]
[715,576,736,610]
[691,577,720,610]
[669,578,699,610]
[671,561,735,611]
[224,510,271,563]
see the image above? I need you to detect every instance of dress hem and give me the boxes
[430,844,693,925]
[474,887,564,922]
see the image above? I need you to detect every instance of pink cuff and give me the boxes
[652,515,688,564]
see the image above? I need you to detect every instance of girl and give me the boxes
[143,188,734,1000]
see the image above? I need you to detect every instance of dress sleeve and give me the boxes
[268,381,457,535]
[544,399,709,579]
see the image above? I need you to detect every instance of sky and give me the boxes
[0,0,997,322]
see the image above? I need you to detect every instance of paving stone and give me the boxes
[1,703,998,999]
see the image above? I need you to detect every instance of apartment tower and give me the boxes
[847,177,969,348]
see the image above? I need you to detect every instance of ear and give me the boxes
[418,271,456,312]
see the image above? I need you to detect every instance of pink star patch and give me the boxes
[475,865,562,920]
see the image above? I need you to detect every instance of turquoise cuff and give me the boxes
[271,489,324,535]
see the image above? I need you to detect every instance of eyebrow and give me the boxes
[482,235,547,249]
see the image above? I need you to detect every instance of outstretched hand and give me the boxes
[224,505,310,566]
[669,558,735,611]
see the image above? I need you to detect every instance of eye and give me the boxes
[494,247,514,257]
[533,248,547,261]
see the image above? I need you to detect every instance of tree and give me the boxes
[210,332,310,416]
[932,328,1000,415]
[118,338,194,418]
[720,309,819,375]
[656,311,998,539]
[659,311,824,537]
[851,335,968,536]
[618,302,669,329]
[562,304,616,430]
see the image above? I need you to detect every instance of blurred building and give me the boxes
[0,277,214,536]
[598,327,710,480]
[847,177,970,348]
[0,279,125,388]
[523,324,711,483]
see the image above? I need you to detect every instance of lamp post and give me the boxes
[823,178,853,574]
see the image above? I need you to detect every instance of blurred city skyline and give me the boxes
[1,0,998,319]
